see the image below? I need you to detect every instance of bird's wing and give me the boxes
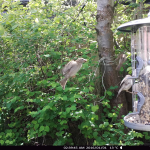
[119,79,131,93]
[125,78,132,86]
[116,53,127,70]
[140,66,150,76]
[62,60,76,75]
[120,75,131,86]
[143,66,150,76]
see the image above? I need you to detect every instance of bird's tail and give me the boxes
[116,88,122,98]
[116,54,127,71]
[60,78,68,90]
[116,65,122,71]
[116,61,125,71]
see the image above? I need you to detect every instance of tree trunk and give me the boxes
[133,1,143,19]
[96,0,128,118]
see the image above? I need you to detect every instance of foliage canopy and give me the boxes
[0,0,149,146]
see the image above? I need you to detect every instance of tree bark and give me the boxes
[96,0,128,118]
[133,1,143,19]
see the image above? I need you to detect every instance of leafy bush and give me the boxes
[0,0,145,146]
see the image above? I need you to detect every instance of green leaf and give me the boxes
[104,122,109,127]
[38,132,42,137]
[26,91,30,95]
[93,132,98,138]
[89,86,94,92]
[39,126,45,132]
[114,86,118,89]
[27,99,33,102]
[63,96,67,100]
[34,124,39,130]
[14,106,24,113]
[93,137,106,146]
[29,92,34,96]
[95,115,98,120]
[110,86,115,90]
[50,82,57,88]
[0,140,4,145]
[70,105,76,110]
[32,120,37,124]
[110,86,118,90]
[78,77,83,81]
[83,88,89,93]
[0,25,4,35]
[45,126,50,132]
[66,108,70,113]
[42,131,47,136]
[43,105,50,111]
[75,95,82,99]
[30,111,39,118]
[127,67,132,72]
[12,24,18,30]
[91,105,99,112]
[120,67,124,71]
[42,80,47,85]
[56,86,63,91]
[103,131,109,138]
[136,133,143,138]
[107,91,112,96]
[70,97,75,102]
[108,113,112,118]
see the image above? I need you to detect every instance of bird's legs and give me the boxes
[125,90,132,94]
[72,75,76,78]
[126,90,138,95]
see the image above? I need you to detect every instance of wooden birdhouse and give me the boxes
[117,11,150,131]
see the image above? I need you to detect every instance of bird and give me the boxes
[116,53,127,71]
[60,58,87,90]
[139,65,150,86]
[140,65,150,76]
[117,75,133,97]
